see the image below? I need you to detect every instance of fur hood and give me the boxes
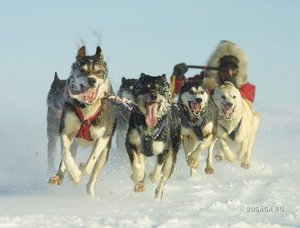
[206,40,249,88]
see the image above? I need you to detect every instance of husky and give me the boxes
[125,73,181,200]
[178,78,218,176]
[47,72,66,172]
[48,46,116,196]
[116,77,137,152]
[212,82,260,169]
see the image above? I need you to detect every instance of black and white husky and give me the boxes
[178,78,218,176]
[48,46,116,197]
[125,73,181,200]
[116,77,137,151]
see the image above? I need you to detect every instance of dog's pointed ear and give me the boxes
[95,46,102,59]
[122,76,126,82]
[76,46,86,60]
[54,72,59,81]
[161,74,166,79]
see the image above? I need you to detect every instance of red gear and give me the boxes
[174,79,185,94]
[240,83,256,102]
[72,105,103,141]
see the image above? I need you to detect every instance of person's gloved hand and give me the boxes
[173,62,188,76]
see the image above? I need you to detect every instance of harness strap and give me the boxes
[72,105,103,141]
[133,115,166,157]
[180,106,208,140]
[220,118,243,141]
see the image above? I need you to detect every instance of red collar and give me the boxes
[72,104,103,141]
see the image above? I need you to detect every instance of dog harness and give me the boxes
[220,118,243,141]
[180,107,208,141]
[72,105,103,141]
[133,111,166,157]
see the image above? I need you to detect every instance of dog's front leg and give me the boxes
[187,134,214,170]
[61,134,82,183]
[79,137,110,175]
[48,160,67,185]
[130,150,146,193]
[205,139,216,174]
[182,136,198,176]
[155,150,176,201]
[219,138,236,162]
[150,153,167,184]
[86,137,112,197]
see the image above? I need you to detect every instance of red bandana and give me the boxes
[72,105,103,141]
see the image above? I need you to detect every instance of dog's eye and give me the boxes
[233,95,236,99]
[200,90,204,94]
[79,68,85,73]
[221,95,226,99]
[189,90,193,94]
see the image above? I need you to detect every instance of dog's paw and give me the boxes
[187,156,199,169]
[214,154,224,162]
[48,175,63,185]
[155,187,163,201]
[205,166,214,175]
[134,181,145,192]
[241,162,250,169]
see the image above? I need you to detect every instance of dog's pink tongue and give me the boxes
[83,88,97,104]
[146,103,158,127]
[223,104,233,118]
[68,87,97,104]
[191,102,201,113]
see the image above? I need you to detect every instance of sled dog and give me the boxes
[212,82,259,168]
[48,46,116,196]
[47,73,66,171]
[116,77,137,151]
[178,78,218,176]
[126,73,181,200]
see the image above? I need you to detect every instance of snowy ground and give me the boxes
[0,103,300,228]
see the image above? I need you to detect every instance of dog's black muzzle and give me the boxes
[149,90,158,101]
[88,77,97,87]
[195,98,202,104]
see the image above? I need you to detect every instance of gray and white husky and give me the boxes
[48,46,116,196]
[178,78,218,176]
[125,73,181,200]
[47,72,66,172]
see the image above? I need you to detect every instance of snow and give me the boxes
[0,102,299,228]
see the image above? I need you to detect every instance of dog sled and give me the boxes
[170,62,256,102]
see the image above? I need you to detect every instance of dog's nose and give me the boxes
[150,91,158,100]
[88,78,96,86]
[226,102,233,108]
[195,98,202,103]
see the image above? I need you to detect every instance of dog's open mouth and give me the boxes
[222,102,235,119]
[145,101,161,128]
[188,101,201,117]
[68,85,98,105]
